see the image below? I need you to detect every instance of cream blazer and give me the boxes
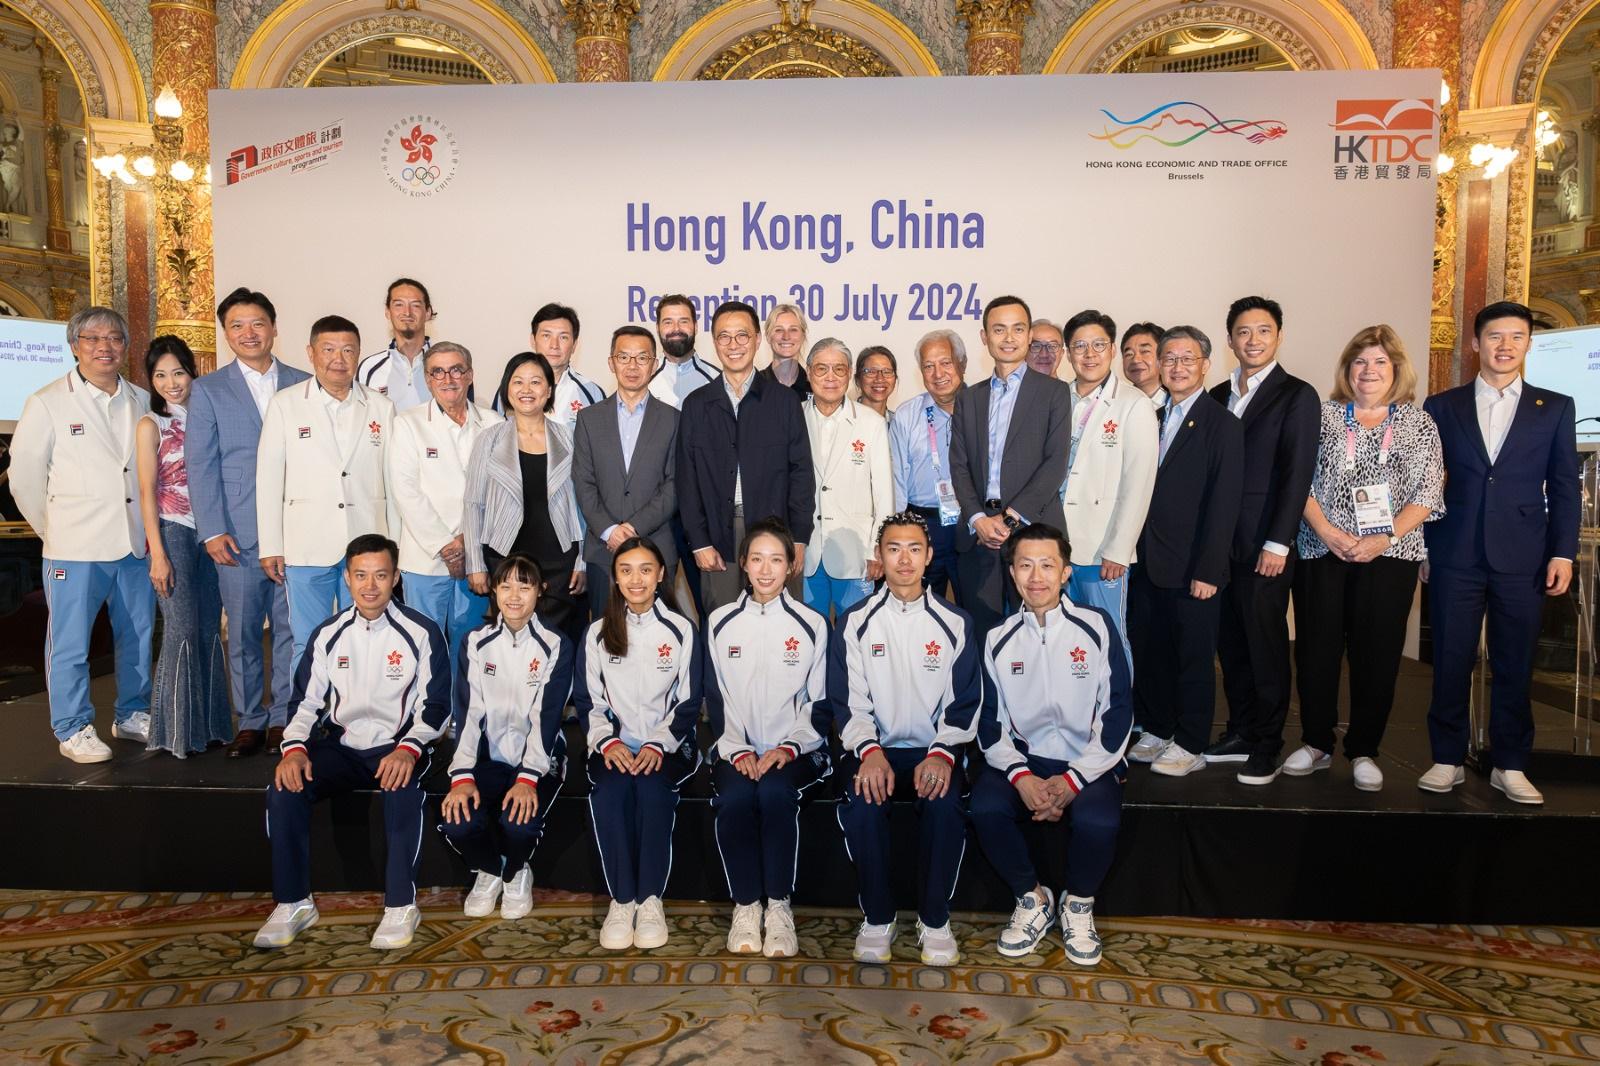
[1061,374,1159,568]
[10,371,150,561]
[803,398,894,579]
[387,400,502,576]
[256,378,398,566]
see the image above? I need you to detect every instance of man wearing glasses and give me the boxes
[1027,320,1065,378]
[1058,309,1158,670]
[386,342,499,720]
[357,278,435,412]
[678,301,815,612]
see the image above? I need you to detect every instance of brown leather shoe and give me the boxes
[266,726,286,754]
[226,729,265,758]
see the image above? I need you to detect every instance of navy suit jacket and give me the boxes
[1137,391,1244,590]
[1423,381,1580,574]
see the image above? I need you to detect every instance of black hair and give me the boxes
[1064,309,1117,345]
[856,345,898,384]
[216,286,277,325]
[344,533,399,568]
[738,517,797,568]
[711,300,759,333]
[1226,295,1283,333]
[1474,300,1535,338]
[982,295,1032,332]
[385,277,433,312]
[496,351,556,413]
[488,553,545,625]
[611,325,658,354]
[655,294,696,322]
[1003,522,1071,566]
[600,536,679,658]
[144,335,198,418]
[876,509,931,546]
[1120,322,1164,350]
[309,314,360,344]
[531,302,580,340]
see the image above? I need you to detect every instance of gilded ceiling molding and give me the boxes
[1471,0,1587,109]
[697,0,897,79]
[287,15,515,84]
[655,0,939,80]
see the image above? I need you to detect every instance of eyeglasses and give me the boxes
[77,333,126,346]
[860,368,896,379]
[715,331,753,346]
[427,365,469,380]
[1158,354,1203,367]
[1027,342,1061,356]
[611,354,655,367]
[811,365,850,378]
[1070,339,1111,355]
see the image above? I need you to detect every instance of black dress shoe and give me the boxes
[226,729,265,758]
[1202,733,1252,764]
[266,726,286,754]
[1236,751,1281,786]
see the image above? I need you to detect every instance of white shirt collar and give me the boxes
[237,359,277,383]
[1475,373,1523,401]
[1231,361,1277,397]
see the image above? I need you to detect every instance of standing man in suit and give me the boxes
[1125,326,1243,777]
[949,295,1072,637]
[387,341,499,714]
[11,307,153,762]
[574,326,680,614]
[356,278,434,412]
[533,303,606,428]
[1120,323,1167,411]
[1421,301,1580,805]
[1204,297,1320,785]
[678,301,814,612]
[189,287,310,757]
[257,315,398,670]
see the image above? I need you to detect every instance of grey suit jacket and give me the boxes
[187,358,310,551]
[949,366,1071,552]
[572,393,679,569]
[462,417,585,577]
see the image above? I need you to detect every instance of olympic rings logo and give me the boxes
[400,165,441,186]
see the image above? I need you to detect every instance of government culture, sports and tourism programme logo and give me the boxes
[1090,102,1287,149]
[1329,99,1436,182]
[381,115,458,197]
[225,121,344,186]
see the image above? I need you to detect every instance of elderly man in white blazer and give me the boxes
[1058,309,1158,666]
[257,314,398,670]
[802,338,895,617]
[11,307,155,762]
[387,341,500,717]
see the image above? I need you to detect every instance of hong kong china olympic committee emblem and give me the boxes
[381,115,459,197]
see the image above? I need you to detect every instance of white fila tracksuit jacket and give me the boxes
[448,617,574,789]
[575,601,702,756]
[827,586,981,766]
[280,601,450,757]
[979,594,1133,794]
[703,591,829,764]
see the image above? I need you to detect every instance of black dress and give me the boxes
[483,450,583,644]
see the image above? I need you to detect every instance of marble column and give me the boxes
[563,0,639,82]
[955,0,1031,76]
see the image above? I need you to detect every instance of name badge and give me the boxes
[935,479,960,527]
[1351,481,1395,536]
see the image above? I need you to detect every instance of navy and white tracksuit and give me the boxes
[268,602,449,907]
[827,587,980,926]
[442,616,573,878]
[972,594,1131,900]
[575,601,703,904]
[704,592,832,905]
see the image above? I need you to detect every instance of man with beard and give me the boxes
[758,303,812,400]
[648,293,720,409]
[357,278,434,412]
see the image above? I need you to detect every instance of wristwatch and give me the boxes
[1387,533,1399,548]
[1002,513,1022,531]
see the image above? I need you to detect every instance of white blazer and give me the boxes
[1061,374,1159,568]
[256,378,398,567]
[10,371,150,561]
[803,398,894,579]
[387,400,502,576]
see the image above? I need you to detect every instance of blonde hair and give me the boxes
[1330,324,1416,406]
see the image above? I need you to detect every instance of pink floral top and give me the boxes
[153,408,194,528]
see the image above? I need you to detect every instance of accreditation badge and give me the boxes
[1351,481,1395,536]
[936,480,960,527]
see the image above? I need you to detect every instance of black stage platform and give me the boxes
[3,660,1596,925]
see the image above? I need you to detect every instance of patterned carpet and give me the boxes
[0,889,1596,1064]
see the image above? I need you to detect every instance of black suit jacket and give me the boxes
[1208,365,1320,563]
[1138,391,1244,589]
[677,371,815,558]
[949,367,1072,551]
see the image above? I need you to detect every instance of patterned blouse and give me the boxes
[153,407,194,528]
[1297,400,1445,563]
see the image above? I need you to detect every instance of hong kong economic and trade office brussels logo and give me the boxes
[380,115,458,197]
[1090,102,1287,149]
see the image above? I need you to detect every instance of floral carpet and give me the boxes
[0,889,1596,1064]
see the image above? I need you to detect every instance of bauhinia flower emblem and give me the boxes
[400,125,437,164]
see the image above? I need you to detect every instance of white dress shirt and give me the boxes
[1226,361,1277,418]
[237,359,280,418]
[1475,373,1522,464]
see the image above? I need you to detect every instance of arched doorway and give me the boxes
[308,35,493,87]
[655,0,940,81]
[1109,24,1294,73]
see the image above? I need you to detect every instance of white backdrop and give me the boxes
[210,72,1439,400]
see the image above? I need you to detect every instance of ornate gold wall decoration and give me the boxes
[287,16,515,86]
[4,0,110,117]
[1503,142,1534,303]
[565,0,639,81]
[696,0,895,79]
[1513,0,1591,107]
[1086,5,1320,73]
[956,0,1030,76]
[39,67,73,253]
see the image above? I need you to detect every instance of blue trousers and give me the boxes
[266,737,429,907]
[42,555,154,740]
[284,564,351,672]
[711,752,831,904]
[969,757,1123,899]
[1068,565,1132,680]
[587,746,700,903]
[217,545,293,731]
[909,505,958,601]
[804,565,872,621]
[440,755,563,877]
[1427,564,1544,770]
[836,747,967,927]
[403,571,487,726]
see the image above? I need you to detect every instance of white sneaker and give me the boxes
[762,898,799,958]
[463,870,503,918]
[1127,733,1167,763]
[997,886,1054,958]
[599,900,636,950]
[59,724,112,764]
[1491,768,1544,805]
[853,920,897,963]
[1151,743,1206,777]
[252,898,319,948]
[112,711,150,743]
[370,905,420,950]
[916,920,959,966]
[633,896,669,949]
[1060,895,1102,966]
[727,901,763,953]
[1281,744,1332,777]
[1352,757,1384,792]
[1418,763,1465,793]
[501,865,534,920]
